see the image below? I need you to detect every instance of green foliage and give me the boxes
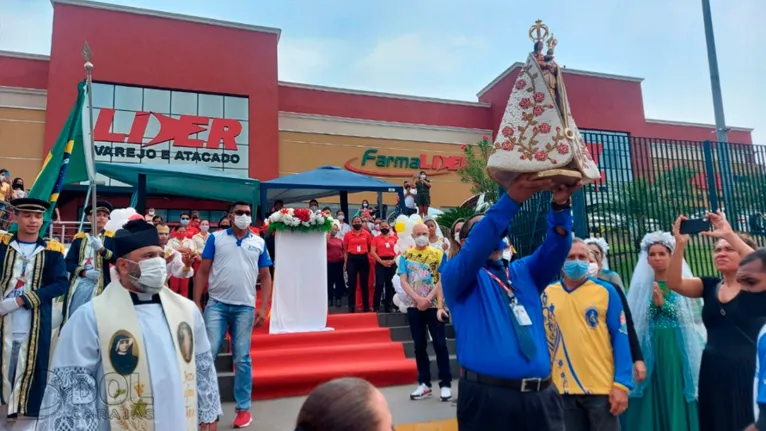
[457,136,499,204]
[598,166,704,233]
[435,207,477,235]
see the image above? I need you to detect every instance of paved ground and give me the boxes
[218,382,459,430]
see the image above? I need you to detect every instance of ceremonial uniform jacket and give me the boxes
[63,230,116,315]
[0,233,68,417]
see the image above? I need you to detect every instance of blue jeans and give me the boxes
[204,298,255,412]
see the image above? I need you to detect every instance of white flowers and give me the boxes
[267,208,330,228]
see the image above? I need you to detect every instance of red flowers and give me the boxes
[502,140,514,151]
[293,208,311,222]
[534,151,548,161]
[519,98,532,109]
[538,123,551,134]
[460,144,467,150]
[515,79,527,90]
[534,92,546,103]
[533,105,545,117]
[557,144,570,155]
[502,126,514,137]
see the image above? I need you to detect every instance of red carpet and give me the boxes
[248,312,416,400]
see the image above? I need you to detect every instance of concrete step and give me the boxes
[388,325,455,342]
[215,352,232,372]
[401,339,457,358]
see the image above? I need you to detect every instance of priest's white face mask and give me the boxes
[124,257,167,294]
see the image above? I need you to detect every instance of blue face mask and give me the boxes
[180,219,189,226]
[562,259,589,281]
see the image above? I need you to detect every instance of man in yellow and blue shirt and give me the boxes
[542,239,632,431]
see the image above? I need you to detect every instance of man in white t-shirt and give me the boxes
[194,201,273,429]
[403,181,418,216]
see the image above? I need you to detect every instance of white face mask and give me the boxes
[337,215,345,221]
[414,236,429,247]
[587,262,600,277]
[310,206,318,211]
[200,225,209,232]
[420,174,426,179]
[234,215,251,230]
[148,210,155,216]
[128,257,167,294]
[454,232,460,242]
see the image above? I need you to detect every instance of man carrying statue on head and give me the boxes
[440,20,601,431]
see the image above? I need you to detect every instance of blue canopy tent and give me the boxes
[95,163,260,213]
[260,165,404,219]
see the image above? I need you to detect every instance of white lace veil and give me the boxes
[627,231,706,401]
[584,237,610,270]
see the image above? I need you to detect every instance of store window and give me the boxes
[84,83,250,187]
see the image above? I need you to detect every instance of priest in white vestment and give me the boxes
[37,219,222,430]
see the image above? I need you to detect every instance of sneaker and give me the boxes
[439,387,452,401]
[232,411,252,428]
[409,383,432,400]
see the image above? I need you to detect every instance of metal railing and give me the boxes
[49,221,92,244]
[510,132,766,282]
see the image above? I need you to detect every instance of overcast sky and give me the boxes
[1,0,764,144]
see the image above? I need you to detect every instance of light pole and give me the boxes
[700,0,735,220]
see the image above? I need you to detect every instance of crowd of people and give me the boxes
[0,167,765,431]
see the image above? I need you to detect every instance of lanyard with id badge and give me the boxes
[482,267,532,327]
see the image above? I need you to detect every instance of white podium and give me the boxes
[269,230,334,334]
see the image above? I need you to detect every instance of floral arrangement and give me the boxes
[266,207,333,233]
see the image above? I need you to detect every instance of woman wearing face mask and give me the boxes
[218,216,231,230]
[447,219,466,260]
[168,226,195,298]
[343,216,373,313]
[11,177,25,199]
[370,221,398,312]
[424,217,449,252]
[585,237,626,292]
[667,212,760,431]
[327,223,346,308]
[737,249,766,431]
[413,171,431,218]
[190,220,211,301]
[623,232,702,431]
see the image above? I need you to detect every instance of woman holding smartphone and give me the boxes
[414,171,431,217]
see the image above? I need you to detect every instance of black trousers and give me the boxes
[407,308,452,388]
[373,260,396,311]
[457,378,564,430]
[561,395,620,431]
[345,254,369,311]
[326,261,345,300]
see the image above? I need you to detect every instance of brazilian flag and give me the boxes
[10,82,92,234]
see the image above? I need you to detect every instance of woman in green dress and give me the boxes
[624,231,705,431]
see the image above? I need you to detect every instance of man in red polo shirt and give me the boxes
[371,220,398,312]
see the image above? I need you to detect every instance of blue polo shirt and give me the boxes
[441,194,572,380]
[201,228,272,307]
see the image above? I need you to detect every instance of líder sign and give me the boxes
[344,149,466,177]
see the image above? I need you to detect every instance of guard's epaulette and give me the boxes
[104,230,115,238]
[0,233,10,246]
[73,232,88,240]
[45,238,65,254]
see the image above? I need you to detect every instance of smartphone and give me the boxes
[679,218,711,235]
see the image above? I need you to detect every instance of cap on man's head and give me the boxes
[10,198,50,213]
[156,224,170,234]
[114,219,161,257]
[85,200,113,216]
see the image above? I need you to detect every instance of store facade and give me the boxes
[0,0,755,222]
